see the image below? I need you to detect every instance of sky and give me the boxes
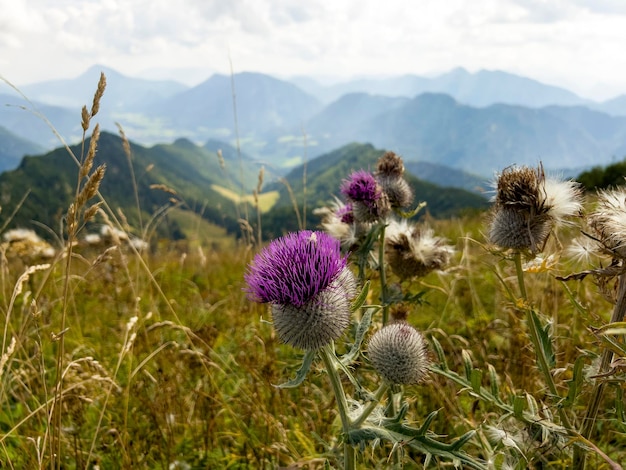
[2,0,626,100]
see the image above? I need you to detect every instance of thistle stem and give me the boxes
[319,344,356,470]
[513,252,574,432]
[573,272,626,470]
[352,383,389,427]
[378,223,389,325]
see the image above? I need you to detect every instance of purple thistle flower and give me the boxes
[340,170,390,222]
[336,203,354,224]
[245,231,357,350]
[245,231,346,307]
[340,170,380,205]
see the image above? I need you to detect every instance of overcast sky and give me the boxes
[2,0,626,100]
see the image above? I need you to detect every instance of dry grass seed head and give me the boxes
[77,164,106,208]
[90,72,106,118]
[79,124,100,180]
[81,106,90,132]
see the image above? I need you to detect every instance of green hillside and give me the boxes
[577,157,626,190]
[0,132,257,240]
[261,142,488,237]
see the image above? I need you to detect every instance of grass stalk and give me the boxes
[573,272,626,470]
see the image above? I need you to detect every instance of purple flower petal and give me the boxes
[244,231,347,307]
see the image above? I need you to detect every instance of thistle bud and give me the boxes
[368,322,430,385]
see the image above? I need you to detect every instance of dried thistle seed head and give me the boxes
[351,196,390,223]
[588,188,626,258]
[489,207,553,252]
[376,151,405,178]
[378,175,413,209]
[375,152,413,208]
[368,322,430,385]
[494,165,543,209]
[385,220,454,279]
[489,164,582,253]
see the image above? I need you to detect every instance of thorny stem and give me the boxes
[352,383,389,428]
[573,272,626,470]
[378,223,389,326]
[319,344,356,470]
[513,252,574,432]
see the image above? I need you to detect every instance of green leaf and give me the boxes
[529,309,555,368]
[487,363,500,401]
[513,395,526,419]
[430,336,449,370]
[417,410,440,436]
[273,349,316,389]
[350,280,370,313]
[565,355,586,407]
[341,306,375,365]
[470,369,483,394]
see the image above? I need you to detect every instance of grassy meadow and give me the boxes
[1,74,626,469]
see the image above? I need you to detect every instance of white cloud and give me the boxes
[2,0,626,99]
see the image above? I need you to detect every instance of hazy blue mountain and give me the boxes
[403,161,490,194]
[295,67,588,108]
[0,126,44,172]
[352,93,608,175]
[13,65,626,183]
[142,72,322,142]
[20,64,188,111]
[292,74,431,103]
[285,92,621,176]
[306,93,409,135]
[0,92,84,148]
[595,95,626,117]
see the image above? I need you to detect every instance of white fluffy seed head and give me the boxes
[588,188,626,258]
[385,220,454,279]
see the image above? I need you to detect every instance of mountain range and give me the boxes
[3,64,626,180]
[0,132,487,241]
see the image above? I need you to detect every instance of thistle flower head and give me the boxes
[336,202,354,224]
[341,170,380,203]
[367,322,430,385]
[341,170,390,222]
[489,164,582,253]
[588,188,626,258]
[245,231,357,350]
[385,220,454,279]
